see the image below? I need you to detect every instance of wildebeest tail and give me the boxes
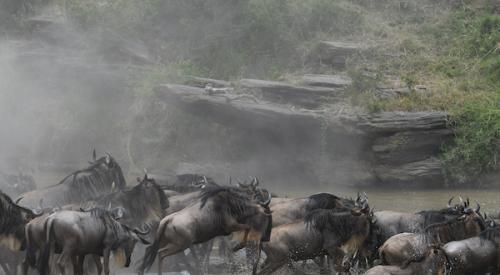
[38,217,54,275]
[141,219,167,271]
[24,225,37,268]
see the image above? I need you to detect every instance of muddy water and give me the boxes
[274,186,500,214]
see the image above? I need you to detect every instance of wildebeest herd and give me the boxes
[1,151,500,275]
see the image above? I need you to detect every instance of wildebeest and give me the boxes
[442,220,500,274]
[270,192,355,227]
[373,197,467,245]
[141,186,272,275]
[379,206,484,267]
[39,208,150,275]
[0,191,41,275]
[364,247,447,275]
[85,172,169,229]
[259,203,371,275]
[18,151,126,208]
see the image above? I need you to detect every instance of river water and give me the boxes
[275,186,500,214]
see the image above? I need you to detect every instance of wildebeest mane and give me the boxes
[420,216,481,245]
[305,209,367,243]
[92,178,168,227]
[305,193,341,212]
[200,186,251,218]
[35,155,126,205]
[479,227,500,243]
[416,208,462,227]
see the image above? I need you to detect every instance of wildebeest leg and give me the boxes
[102,249,110,275]
[0,262,13,275]
[92,255,102,275]
[57,251,70,275]
[250,241,262,275]
[157,244,186,275]
[71,254,79,275]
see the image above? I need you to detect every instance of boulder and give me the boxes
[300,74,352,88]
[311,41,365,68]
[239,78,343,109]
[372,129,452,164]
[357,111,449,134]
[185,76,231,88]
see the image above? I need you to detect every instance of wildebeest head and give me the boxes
[88,151,126,191]
[0,191,41,251]
[201,186,273,243]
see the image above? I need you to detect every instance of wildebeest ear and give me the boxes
[105,153,111,164]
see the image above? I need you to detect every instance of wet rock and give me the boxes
[239,78,343,109]
[300,74,352,88]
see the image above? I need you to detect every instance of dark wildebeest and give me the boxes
[141,186,272,275]
[442,219,500,275]
[270,192,356,227]
[87,172,169,229]
[39,208,150,275]
[18,151,126,208]
[373,197,467,246]
[364,247,447,275]
[259,203,371,275]
[379,205,484,267]
[0,191,41,274]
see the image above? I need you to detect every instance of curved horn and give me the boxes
[203,176,208,184]
[133,225,150,235]
[476,202,480,213]
[466,197,470,208]
[260,192,272,207]
[15,196,23,204]
[447,197,454,207]
[459,196,464,205]
[92,149,96,161]
[143,168,148,180]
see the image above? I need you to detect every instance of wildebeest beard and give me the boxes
[19,155,126,207]
[305,209,369,244]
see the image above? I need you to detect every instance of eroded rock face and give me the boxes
[136,83,452,188]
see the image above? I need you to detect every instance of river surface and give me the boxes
[275,186,500,214]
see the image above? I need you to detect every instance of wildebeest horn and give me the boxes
[260,192,272,207]
[459,196,464,205]
[105,152,111,164]
[133,226,150,235]
[112,181,116,190]
[476,202,480,213]
[15,196,23,204]
[92,148,96,161]
[143,168,148,180]
[202,176,208,184]
[251,177,259,187]
[447,197,454,207]
[107,202,112,210]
